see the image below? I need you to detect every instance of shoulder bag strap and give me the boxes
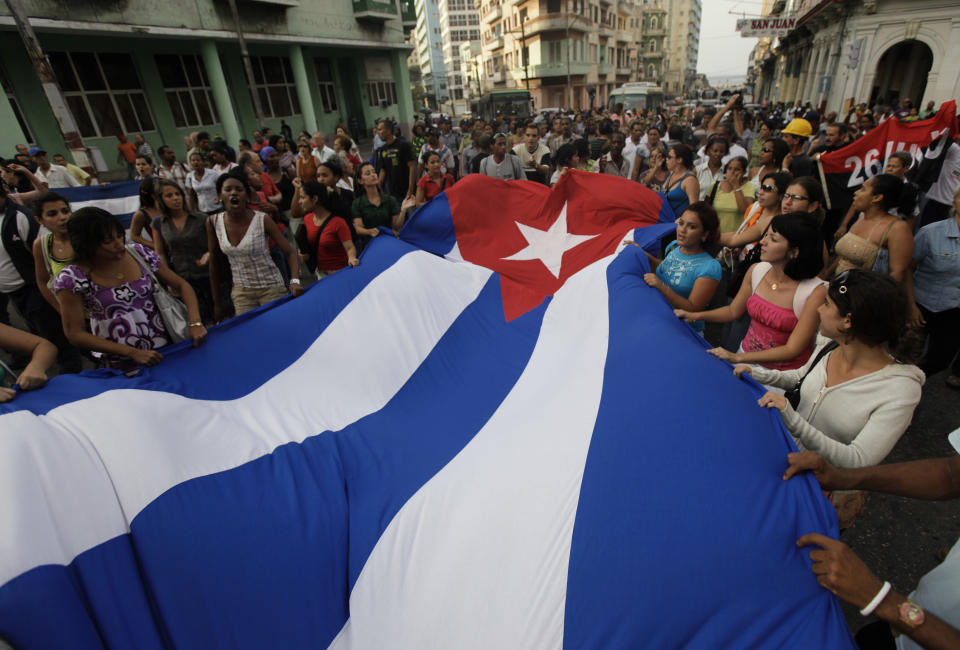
[877,219,897,248]
[707,180,721,205]
[125,244,161,288]
[797,341,839,389]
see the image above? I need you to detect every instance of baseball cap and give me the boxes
[28,147,46,157]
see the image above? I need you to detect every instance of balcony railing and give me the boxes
[597,62,613,76]
[524,12,592,36]
[353,0,398,22]
[483,34,504,49]
[528,60,593,78]
[483,4,502,23]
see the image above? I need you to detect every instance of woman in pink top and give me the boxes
[675,212,827,370]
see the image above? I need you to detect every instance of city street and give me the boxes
[839,370,960,631]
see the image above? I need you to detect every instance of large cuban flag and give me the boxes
[0,172,855,649]
[56,180,142,229]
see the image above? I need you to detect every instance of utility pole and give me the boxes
[4,0,94,174]
[227,0,266,127]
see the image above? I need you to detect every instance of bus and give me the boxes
[607,82,664,113]
[473,90,534,122]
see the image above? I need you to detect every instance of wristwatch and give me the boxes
[290,278,301,285]
[898,600,925,629]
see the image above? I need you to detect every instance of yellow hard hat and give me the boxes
[781,118,813,138]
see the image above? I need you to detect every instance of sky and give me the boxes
[696,0,764,85]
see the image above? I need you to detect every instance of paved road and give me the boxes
[837,368,960,633]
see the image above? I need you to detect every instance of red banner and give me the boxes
[819,100,958,190]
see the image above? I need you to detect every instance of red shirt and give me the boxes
[304,213,351,271]
[259,172,280,199]
[117,141,137,163]
[417,173,454,201]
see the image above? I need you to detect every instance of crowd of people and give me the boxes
[1,91,959,648]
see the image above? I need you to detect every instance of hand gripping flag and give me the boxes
[0,172,855,649]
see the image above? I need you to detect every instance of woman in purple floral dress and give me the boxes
[55,207,207,373]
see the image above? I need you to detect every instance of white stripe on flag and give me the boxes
[68,194,141,217]
[329,244,621,649]
[0,251,492,586]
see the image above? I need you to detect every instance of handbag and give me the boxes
[125,244,191,343]
[785,341,839,409]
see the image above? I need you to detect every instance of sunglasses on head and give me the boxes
[834,270,850,294]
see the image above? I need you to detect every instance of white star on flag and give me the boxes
[501,202,599,278]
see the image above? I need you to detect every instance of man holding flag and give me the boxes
[816,101,959,234]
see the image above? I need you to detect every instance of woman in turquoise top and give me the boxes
[642,202,722,333]
[661,144,700,219]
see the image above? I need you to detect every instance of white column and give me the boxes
[802,45,823,103]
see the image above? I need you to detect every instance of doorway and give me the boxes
[869,40,933,108]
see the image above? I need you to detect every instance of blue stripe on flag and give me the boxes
[0,536,168,650]
[57,180,143,228]
[562,245,854,648]
[399,193,457,256]
[0,272,550,649]
[0,235,415,417]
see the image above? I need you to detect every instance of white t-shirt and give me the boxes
[695,161,724,200]
[186,168,221,213]
[479,154,523,180]
[622,137,648,179]
[926,142,960,205]
[313,145,336,164]
[35,164,80,189]
[0,205,34,292]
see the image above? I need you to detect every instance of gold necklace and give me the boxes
[767,272,788,290]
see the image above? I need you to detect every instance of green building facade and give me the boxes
[0,0,414,172]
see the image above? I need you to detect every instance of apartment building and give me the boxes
[414,0,449,108]
[439,0,482,113]
[662,0,701,95]
[477,0,654,111]
[639,0,667,83]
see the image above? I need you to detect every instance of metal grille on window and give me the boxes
[155,53,220,129]
[47,51,156,139]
